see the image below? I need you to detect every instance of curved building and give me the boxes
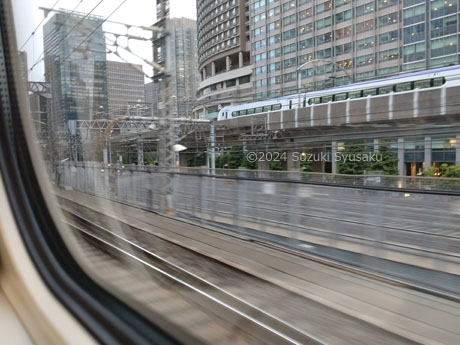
[195,0,253,119]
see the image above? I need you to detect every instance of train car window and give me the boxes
[378,85,394,94]
[232,111,239,117]
[263,105,272,111]
[348,90,362,99]
[255,107,263,113]
[322,95,333,103]
[363,88,377,97]
[433,77,445,87]
[308,97,321,104]
[415,80,431,89]
[247,108,255,114]
[240,109,248,115]
[395,82,412,92]
[334,93,348,101]
[272,103,282,110]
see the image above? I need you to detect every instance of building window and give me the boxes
[316,47,332,59]
[316,16,332,29]
[316,32,332,45]
[356,36,376,50]
[299,23,314,34]
[356,19,374,33]
[283,43,297,54]
[356,2,375,17]
[431,15,457,38]
[403,0,424,7]
[379,48,399,61]
[283,28,297,40]
[379,12,398,27]
[299,37,313,50]
[431,0,457,19]
[335,9,352,23]
[335,0,351,8]
[356,53,375,66]
[403,4,425,25]
[316,1,332,13]
[299,7,313,19]
[283,57,297,68]
[269,48,281,58]
[283,71,297,82]
[282,14,297,26]
[335,26,352,39]
[431,35,457,57]
[283,0,297,11]
[404,23,425,44]
[403,42,425,62]
[336,42,353,55]
[379,30,398,44]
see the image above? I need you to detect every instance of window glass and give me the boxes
[378,85,394,94]
[363,88,377,96]
[349,90,362,98]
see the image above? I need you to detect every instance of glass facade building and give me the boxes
[43,11,108,134]
[249,0,460,99]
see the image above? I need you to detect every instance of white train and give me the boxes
[217,65,460,121]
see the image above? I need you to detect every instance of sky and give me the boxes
[13,0,197,81]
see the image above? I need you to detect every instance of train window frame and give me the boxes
[247,108,255,114]
[433,77,445,87]
[322,95,333,103]
[395,82,413,92]
[272,103,282,110]
[255,106,263,113]
[414,79,431,89]
[263,105,271,112]
[334,93,347,101]
[308,97,321,105]
[0,3,180,344]
[378,85,394,94]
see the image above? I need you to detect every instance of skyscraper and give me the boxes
[152,17,200,117]
[43,10,108,133]
[195,0,252,119]
[249,0,460,99]
[107,60,145,118]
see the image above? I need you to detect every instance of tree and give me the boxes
[368,143,398,175]
[186,152,206,167]
[338,140,369,174]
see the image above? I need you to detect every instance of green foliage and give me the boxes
[444,165,460,178]
[338,140,369,175]
[300,149,312,172]
[422,166,439,177]
[214,147,257,170]
[186,152,206,167]
[368,144,398,175]
[226,147,245,169]
[144,152,157,165]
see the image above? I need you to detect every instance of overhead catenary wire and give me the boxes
[29,0,106,74]
[19,0,61,51]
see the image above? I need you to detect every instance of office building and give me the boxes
[153,16,200,117]
[249,0,460,98]
[43,10,108,133]
[195,0,252,119]
[107,60,145,117]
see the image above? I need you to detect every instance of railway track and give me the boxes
[62,207,327,345]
